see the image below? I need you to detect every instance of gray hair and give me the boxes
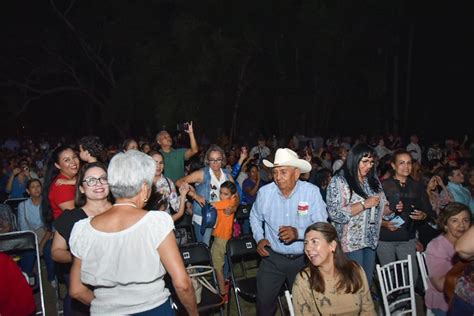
[108,150,155,198]
[204,144,227,167]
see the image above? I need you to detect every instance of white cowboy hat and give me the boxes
[263,148,312,173]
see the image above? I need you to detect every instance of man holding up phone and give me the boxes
[156,121,199,183]
[5,159,39,199]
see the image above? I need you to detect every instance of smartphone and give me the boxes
[390,215,405,228]
[176,123,189,131]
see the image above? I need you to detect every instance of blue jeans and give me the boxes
[431,308,447,316]
[18,250,36,277]
[448,295,474,315]
[240,219,251,235]
[345,247,376,286]
[132,298,174,315]
[18,239,55,282]
[42,239,56,282]
[193,222,212,246]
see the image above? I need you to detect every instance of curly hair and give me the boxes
[78,136,104,161]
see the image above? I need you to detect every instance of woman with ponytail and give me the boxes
[41,145,80,225]
[292,222,375,315]
[41,145,80,289]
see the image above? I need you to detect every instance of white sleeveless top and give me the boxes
[70,211,174,315]
[209,168,227,202]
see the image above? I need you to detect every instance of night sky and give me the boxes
[1,1,472,142]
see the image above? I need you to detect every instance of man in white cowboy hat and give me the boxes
[250,148,328,316]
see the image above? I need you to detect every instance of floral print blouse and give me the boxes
[327,175,387,252]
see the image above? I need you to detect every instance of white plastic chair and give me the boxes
[416,252,434,316]
[376,254,417,315]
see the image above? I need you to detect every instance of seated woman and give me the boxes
[425,202,471,315]
[69,150,198,315]
[292,222,375,316]
[17,179,54,284]
[451,225,474,315]
[426,173,454,216]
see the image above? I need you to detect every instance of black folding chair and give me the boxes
[174,213,195,245]
[4,197,28,216]
[235,204,251,222]
[226,235,285,316]
[171,242,224,315]
[0,230,46,315]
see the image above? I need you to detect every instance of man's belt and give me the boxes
[271,250,304,260]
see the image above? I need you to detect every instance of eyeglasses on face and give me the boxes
[82,176,108,187]
[208,158,223,163]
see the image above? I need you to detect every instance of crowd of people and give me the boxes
[1,127,474,315]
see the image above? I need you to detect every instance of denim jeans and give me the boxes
[18,239,55,282]
[132,298,174,315]
[42,238,56,282]
[345,247,376,286]
[448,295,474,315]
[192,222,212,246]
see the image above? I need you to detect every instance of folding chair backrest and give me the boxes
[0,203,18,232]
[0,230,45,315]
[235,204,251,221]
[416,251,429,292]
[4,198,28,215]
[0,230,37,253]
[227,235,258,261]
[376,254,416,315]
[180,242,212,266]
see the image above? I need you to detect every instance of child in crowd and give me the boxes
[210,181,238,299]
[17,179,54,284]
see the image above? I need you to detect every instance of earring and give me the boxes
[143,198,148,203]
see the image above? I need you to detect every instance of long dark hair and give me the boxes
[41,145,75,226]
[340,143,381,198]
[302,222,363,294]
[75,162,111,208]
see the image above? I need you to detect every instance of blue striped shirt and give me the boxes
[250,180,328,255]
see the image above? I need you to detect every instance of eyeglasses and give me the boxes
[208,158,223,163]
[82,176,108,187]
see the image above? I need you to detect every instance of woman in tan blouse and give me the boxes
[292,222,376,316]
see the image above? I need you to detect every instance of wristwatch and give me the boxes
[360,200,366,209]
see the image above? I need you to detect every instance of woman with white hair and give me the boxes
[68,150,198,315]
[176,144,237,245]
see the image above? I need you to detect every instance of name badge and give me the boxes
[297,202,309,216]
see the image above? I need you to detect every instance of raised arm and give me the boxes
[184,121,199,160]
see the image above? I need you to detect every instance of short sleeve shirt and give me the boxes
[69,211,174,315]
[160,148,187,183]
[53,208,87,248]
[48,174,76,220]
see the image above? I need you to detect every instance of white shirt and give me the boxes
[406,142,422,163]
[249,145,271,159]
[70,211,174,315]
